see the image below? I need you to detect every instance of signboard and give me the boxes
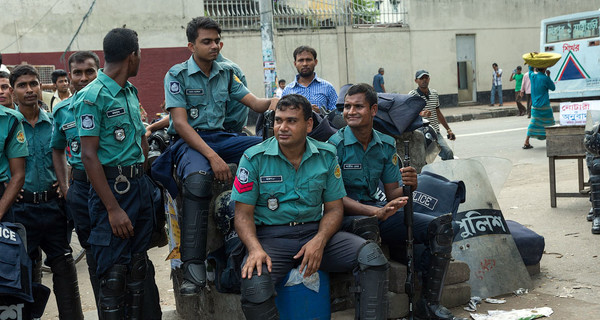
[559,100,600,125]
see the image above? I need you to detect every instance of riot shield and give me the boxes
[422,159,532,298]
[468,156,512,198]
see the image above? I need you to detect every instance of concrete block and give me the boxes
[526,263,540,276]
[445,260,470,285]
[475,112,493,119]
[329,273,354,312]
[388,261,407,293]
[387,291,409,319]
[441,282,471,308]
[462,113,474,121]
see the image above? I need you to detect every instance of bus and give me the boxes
[541,10,600,101]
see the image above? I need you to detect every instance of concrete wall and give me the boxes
[1,0,598,115]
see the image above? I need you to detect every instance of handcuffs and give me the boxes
[114,166,131,195]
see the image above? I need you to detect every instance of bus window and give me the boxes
[546,22,571,43]
[572,17,599,39]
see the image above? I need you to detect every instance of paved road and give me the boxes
[40,113,600,319]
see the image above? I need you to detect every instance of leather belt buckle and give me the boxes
[33,191,48,204]
[288,221,305,227]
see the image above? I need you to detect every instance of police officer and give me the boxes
[232,94,389,320]
[0,71,16,109]
[328,83,467,320]
[9,64,84,319]
[74,28,160,319]
[52,50,162,319]
[0,100,27,220]
[162,16,276,295]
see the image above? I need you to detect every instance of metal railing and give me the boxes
[204,0,407,31]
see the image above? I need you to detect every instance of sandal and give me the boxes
[522,144,533,149]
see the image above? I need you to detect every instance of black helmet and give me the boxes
[584,124,600,156]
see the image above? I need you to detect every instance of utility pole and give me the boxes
[259,0,277,98]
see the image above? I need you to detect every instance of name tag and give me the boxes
[61,121,76,131]
[186,89,205,96]
[343,164,362,170]
[106,107,125,118]
[260,176,283,183]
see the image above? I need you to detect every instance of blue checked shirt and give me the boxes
[281,73,338,111]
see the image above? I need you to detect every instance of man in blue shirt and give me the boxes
[282,46,338,113]
[10,64,84,319]
[373,67,386,93]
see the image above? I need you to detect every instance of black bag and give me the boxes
[413,171,466,217]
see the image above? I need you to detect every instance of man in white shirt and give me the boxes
[490,63,503,106]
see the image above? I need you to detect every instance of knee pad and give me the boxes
[349,216,380,242]
[428,213,453,257]
[99,264,127,319]
[357,241,388,271]
[129,253,148,283]
[183,172,214,200]
[240,272,275,304]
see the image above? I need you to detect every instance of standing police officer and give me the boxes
[328,83,466,320]
[232,94,389,320]
[52,50,161,319]
[162,17,276,295]
[0,100,27,221]
[74,28,160,319]
[10,64,84,319]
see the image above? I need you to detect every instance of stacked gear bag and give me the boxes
[0,222,50,320]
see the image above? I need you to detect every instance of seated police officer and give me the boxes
[10,64,84,319]
[232,94,389,320]
[163,17,277,295]
[328,83,466,320]
[75,28,160,319]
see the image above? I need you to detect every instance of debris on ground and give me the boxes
[484,298,506,304]
[470,307,553,320]
[513,288,528,296]
[464,296,482,312]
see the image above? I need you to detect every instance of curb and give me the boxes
[445,105,560,124]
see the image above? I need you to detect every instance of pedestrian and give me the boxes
[274,79,285,98]
[520,69,532,118]
[52,50,162,318]
[490,63,503,106]
[10,64,84,319]
[0,53,9,74]
[409,70,456,160]
[523,66,555,149]
[74,28,161,319]
[232,94,389,319]
[329,83,467,320]
[49,69,71,111]
[282,45,338,113]
[510,66,526,116]
[160,16,276,296]
[373,67,386,93]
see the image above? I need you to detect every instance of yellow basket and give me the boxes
[522,52,562,69]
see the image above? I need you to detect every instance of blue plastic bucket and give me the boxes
[275,270,331,320]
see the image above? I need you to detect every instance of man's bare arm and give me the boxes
[0,158,25,220]
[145,115,170,137]
[52,148,69,197]
[240,93,279,112]
[235,201,271,279]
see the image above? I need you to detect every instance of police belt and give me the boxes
[271,221,317,227]
[21,187,59,204]
[103,164,145,180]
[72,168,89,182]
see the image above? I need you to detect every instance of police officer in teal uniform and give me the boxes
[52,50,161,319]
[9,64,84,319]
[74,28,160,319]
[232,94,389,320]
[328,83,466,320]
[0,106,27,221]
[161,16,277,295]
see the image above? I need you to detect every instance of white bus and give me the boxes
[541,10,600,100]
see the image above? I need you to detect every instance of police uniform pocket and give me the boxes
[0,241,21,288]
[259,183,286,208]
[88,229,112,247]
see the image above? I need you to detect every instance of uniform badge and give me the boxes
[16,130,25,143]
[334,164,341,179]
[238,167,249,183]
[114,128,126,141]
[267,196,279,211]
[70,140,80,153]
[392,153,399,166]
[189,107,199,119]
[81,114,95,130]
[233,74,242,84]
[169,81,181,94]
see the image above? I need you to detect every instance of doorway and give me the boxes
[456,35,476,103]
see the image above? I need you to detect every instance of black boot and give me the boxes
[415,214,467,320]
[49,254,84,320]
[588,208,594,222]
[126,253,147,320]
[99,264,127,320]
[179,172,213,295]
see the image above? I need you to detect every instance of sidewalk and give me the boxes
[441,101,559,124]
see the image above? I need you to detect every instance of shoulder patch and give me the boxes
[233,74,242,84]
[80,114,95,130]
[334,164,341,179]
[392,153,399,166]
[16,130,25,143]
[169,81,181,94]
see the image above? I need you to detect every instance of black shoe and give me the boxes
[593,216,600,234]
[588,208,594,222]
[179,279,203,296]
[415,299,468,320]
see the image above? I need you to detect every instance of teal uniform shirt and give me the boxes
[51,96,84,170]
[164,55,250,134]
[231,136,345,226]
[74,70,145,167]
[0,107,28,183]
[327,126,400,202]
[218,54,249,133]
[18,107,56,192]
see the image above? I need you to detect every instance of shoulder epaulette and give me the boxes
[327,128,344,147]
[376,130,396,146]
[51,97,73,115]
[168,61,187,77]
[1,107,25,121]
[80,84,103,106]
[242,139,271,160]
